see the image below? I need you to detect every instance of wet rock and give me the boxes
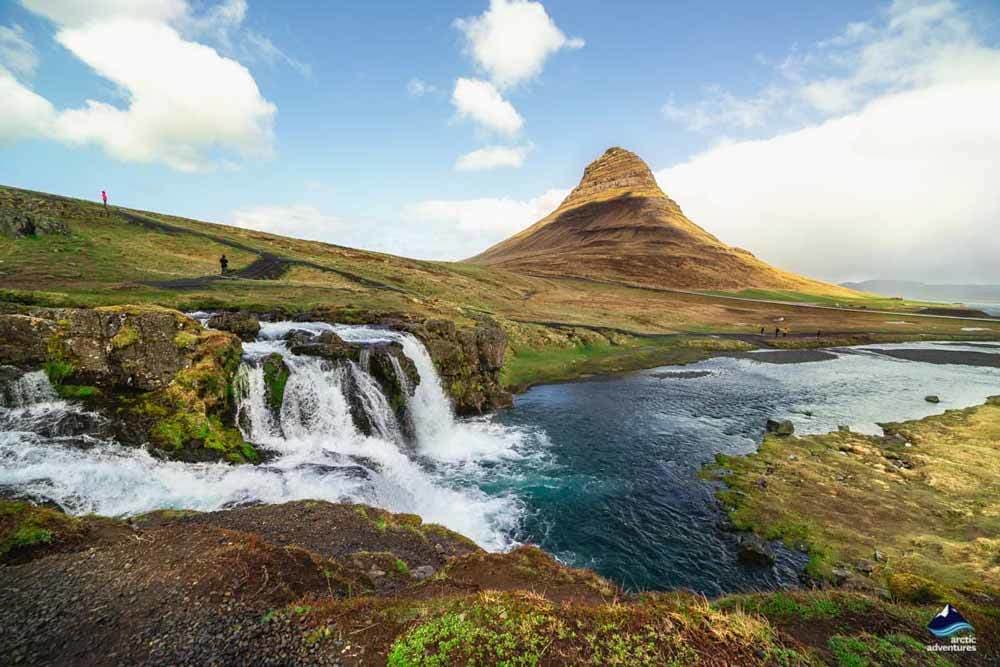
[0,315,57,367]
[289,331,357,361]
[394,318,512,415]
[765,419,794,436]
[207,311,260,341]
[261,353,289,419]
[0,306,200,392]
[924,395,940,404]
[736,534,775,566]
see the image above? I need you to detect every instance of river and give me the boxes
[1,323,997,596]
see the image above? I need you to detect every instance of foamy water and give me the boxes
[0,323,547,551]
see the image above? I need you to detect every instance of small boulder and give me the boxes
[924,395,940,404]
[765,419,795,436]
[411,565,436,580]
[261,353,290,417]
[736,534,775,566]
[289,330,357,361]
[831,567,852,586]
[837,425,851,433]
[207,311,260,341]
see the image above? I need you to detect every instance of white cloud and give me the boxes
[451,77,524,135]
[454,144,532,171]
[401,188,567,259]
[407,77,436,97]
[243,30,311,77]
[0,24,39,77]
[652,0,1000,283]
[663,0,995,133]
[655,79,1000,283]
[662,86,787,132]
[0,68,55,142]
[4,0,278,171]
[454,0,583,89]
[230,204,348,243]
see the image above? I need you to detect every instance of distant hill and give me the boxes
[841,280,1000,306]
[470,147,855,296]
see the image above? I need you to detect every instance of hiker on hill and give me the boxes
[101,190,108,211]
[220,254,229,275]
[774,327,779,337]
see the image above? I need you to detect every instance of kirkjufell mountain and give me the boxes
[471,147,853,295]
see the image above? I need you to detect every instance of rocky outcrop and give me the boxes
[0,305,256,464]
[276,328,421,438]
[206,311,260,341]
[0,208,68,238]
[288,330,357,360]
[392,318,512,415]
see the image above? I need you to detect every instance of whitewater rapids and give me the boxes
[0,322,549,551]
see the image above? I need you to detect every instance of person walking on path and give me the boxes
[101,190,108,212]
[219,254,229,275]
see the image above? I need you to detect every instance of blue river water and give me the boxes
[458,342,1000,595]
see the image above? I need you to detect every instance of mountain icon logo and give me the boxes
[927,604,974,638]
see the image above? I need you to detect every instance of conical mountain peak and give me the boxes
[469,146,850,295]
[558,147,665,211]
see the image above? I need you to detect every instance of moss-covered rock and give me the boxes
[389,318,512,415]
[261,352,289,417]
[0,304,258,464]
[207,310,261,341]
[0,499,131,564]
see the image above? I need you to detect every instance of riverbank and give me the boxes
[706,397,1000,658]
[0,498,976,666]
[500,324,1000,393]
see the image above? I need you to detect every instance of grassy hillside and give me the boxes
[2,185,997,388]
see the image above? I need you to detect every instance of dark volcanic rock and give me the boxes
[207,311,260,341]
[0,305,254,464]
[737,533,776,566]
[393,318,512,415]
[765,419,795,436]
[289,330,358,361]
[0,315,57,367]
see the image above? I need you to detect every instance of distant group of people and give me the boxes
[758,326,823,338]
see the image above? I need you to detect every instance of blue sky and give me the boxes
[2,1,999,282]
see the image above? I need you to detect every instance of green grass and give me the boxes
[707,398,1000,604]
[4,183,999,397]
[702,288,938,312]
[500,332,755,391]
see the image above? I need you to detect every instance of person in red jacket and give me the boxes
[101,190,108,211]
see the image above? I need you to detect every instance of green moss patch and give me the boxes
[262,353,289,414]
[0,500,81,562]
[110,325,140,349]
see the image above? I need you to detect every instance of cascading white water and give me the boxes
[0,370,57,408]
[0,322,545,551]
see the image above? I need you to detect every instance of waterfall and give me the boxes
[0,321,539,551]
[0,370,57,408]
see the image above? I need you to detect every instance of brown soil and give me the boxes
[471,147,855,296]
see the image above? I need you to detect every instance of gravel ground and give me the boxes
[0,501,479,666]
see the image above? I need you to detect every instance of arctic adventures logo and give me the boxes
[925,604,976,654]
